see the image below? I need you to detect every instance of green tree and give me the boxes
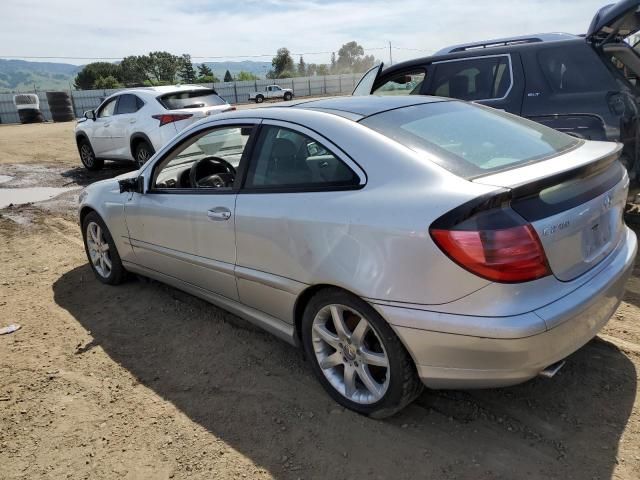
[330,52,337,73]
[236,71,258,81]
[306,63,317,76]
[297,56,306,76]
[179,54,196,83]
[147,51,182,83]
[224,70,233,82]
[120,55,150,85]
[335,41,375,73]
[316,64,329,76]
[74,62,122,89]
[198,64,213,77]
[271,47,294,78]
[93,75,123,89]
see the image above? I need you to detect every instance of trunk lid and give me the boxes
[587,0,640,45]
[474,141,628,281]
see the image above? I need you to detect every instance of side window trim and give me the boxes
[431,53,514,102]
[143,120,261,195]
[240,119,367,194]
[96,96,118,118]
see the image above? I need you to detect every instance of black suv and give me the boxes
[354,0,640,176]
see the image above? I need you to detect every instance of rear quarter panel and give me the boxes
[233,113,497,307]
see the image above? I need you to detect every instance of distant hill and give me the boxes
[0,59,80,92]
[0,58,276,92]
[199,61,272,79]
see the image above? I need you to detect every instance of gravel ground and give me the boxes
[0,122,639,479]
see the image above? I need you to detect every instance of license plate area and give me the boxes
[582,212,613,261]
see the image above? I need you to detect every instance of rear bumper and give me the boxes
[378,227,637,389]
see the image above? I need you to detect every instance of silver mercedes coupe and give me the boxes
[78,96,636,417]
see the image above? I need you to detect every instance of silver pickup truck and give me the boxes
[248,85,293,103]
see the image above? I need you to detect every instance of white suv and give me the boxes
[75,85,234,170]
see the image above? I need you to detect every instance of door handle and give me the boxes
[207,207,231,221]
[104,122,111,127]
[129,119,137,124]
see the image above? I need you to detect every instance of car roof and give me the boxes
[382,34,585,75]
[291,95,447,117]
[213,96,451,124]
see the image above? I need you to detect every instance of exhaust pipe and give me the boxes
[538,360,566,378]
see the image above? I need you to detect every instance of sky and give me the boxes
[0,0,610,65]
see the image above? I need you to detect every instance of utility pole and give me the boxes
[389,41,393,66]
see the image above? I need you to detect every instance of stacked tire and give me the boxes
[46,91,75,122]
[14,94,44,124]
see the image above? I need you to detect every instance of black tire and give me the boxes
[81,212,127,285]
[134,141,155,168]
[77,138,104,171]
[284,92,293,101]
[256,95,264,104]
[48,99,73,109]
[301,288,423,418]
[18,108,44,124]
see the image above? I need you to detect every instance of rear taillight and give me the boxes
[152,113,193,126]
[430,205,550,283]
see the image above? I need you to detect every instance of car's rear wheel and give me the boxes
[256,95,264,104]
[134,141,154,168]
[82,212,126,285]
[78,138,103,171]
[301,288,423,418]
[284,92,292,101]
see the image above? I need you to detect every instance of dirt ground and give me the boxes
[1,122,640,480]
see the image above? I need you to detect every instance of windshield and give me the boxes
[158,89,227,110]
[360,101,580,178]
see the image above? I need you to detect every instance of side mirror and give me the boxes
[84,110,96,121]
[119,176,144,194]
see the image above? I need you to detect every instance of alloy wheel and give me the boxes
[311,304,390,405]
[86,221,112,279]
[80,144,94,167]
[136,146,151,167]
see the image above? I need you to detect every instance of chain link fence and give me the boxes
[0,73,362,125]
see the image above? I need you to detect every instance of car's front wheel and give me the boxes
[284,92,293,101]
[82,212,127,285]
[134,141,155,168]
[78,138,104,171]
[301,288,423,418]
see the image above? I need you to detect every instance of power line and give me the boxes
[0,46,390,62]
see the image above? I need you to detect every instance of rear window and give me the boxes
[158,89,227,110]
[538,46,614,93]
[430,56,512,101]
[360,101,580,178]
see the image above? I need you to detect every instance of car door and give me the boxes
[110,94,144,159]
[124,120,260,300]
[92,96,118,156]
[352,63,384,95]
[425,54,524,114]
[234,120,366,323]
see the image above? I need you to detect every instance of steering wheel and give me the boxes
[189,156,236,188]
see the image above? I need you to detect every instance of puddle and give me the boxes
[0,187,80,209]
[0,175,13,184]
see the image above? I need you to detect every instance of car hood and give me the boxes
[587,0,640,44]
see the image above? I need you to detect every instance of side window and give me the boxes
[245,125,359,189]
[373,70,426,96]
[115,94,142,114]
[152,126,253,190]
[430,56,511,101]
[97,97,117,118]
[538,46,614,93]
